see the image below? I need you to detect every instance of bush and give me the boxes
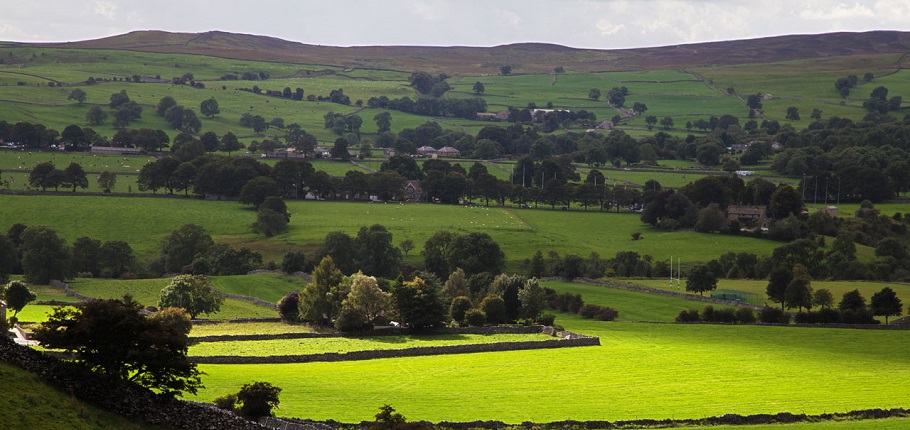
[236,381,282,419]
[464,308,486,327]
[675,308,701,322]
[759,306,791,324]
[578,304,618,321]
[735,307,756,323]
[77,271,94,278]
[537,313,556,326]
[277,291,300,322]
[449,296,473,325]
[213,393,237,411]
[335,305,369,332]
[704,306,738,323]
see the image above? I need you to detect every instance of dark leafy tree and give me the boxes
[85,105,108,125]
[373,111,392,133]
[63,162,88,192]
[239,176,279,208]
[277,291,300,321]
[445,232,505,276]
[67,88,87,105]
[870,287,903,323]
[33,296,203,396]
[20,226,72,284]
[219,132,244,155]
[685,264,717,295]
[72,236,102,277]
[500,65,512,76]
[155,95,177,116]
[236,382,282,419]
[354,224,401,278]
[159,224,214,274]
[839,289,867,312]
[0,236,18,282]
[473,81,485,94]
[393,276,446,330]
[4,280,36,317]
[766,266,792,310]
[784,264,813,311]
[281,251,306,274]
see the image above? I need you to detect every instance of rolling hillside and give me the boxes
[36,30,910,74]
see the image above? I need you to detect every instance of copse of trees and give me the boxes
[34,297,202,397]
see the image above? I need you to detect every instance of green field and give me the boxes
[542,280,716,321]
[0,194,783,267]
[189,333,555,357]
[626,278,910,308]
[0,362,168,430]
[192,317,910,422]
[66,278,275,320]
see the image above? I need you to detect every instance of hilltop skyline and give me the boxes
[1,0,909,50]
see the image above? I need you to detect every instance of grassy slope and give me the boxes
[627,278,910,307]
[193,319,910,423]
[0,194,782,267]
[0,362,169,430]
[541,280,713,321]
[189,333,554,357]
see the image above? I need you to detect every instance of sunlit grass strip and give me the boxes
[189,333,557,357]
[193,318,910,423]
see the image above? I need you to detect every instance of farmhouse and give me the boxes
[726,205,768,227]
[404,180,422,201]
[416,145,437,157]
[436,146,461,158]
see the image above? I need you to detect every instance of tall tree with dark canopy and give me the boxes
[766,266,792,310]
[444,232,505,276]
[4,280,36,318]
[870,287,903,323]
[34,296,203,396]
[199,97,220,118]
[685,264,717,295]
[393,276,445,330]
[20,225,72,284]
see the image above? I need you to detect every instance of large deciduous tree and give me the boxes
[157,274,223,319]
[20,225,72,284]
[393,276,445,330]
[685,264,717,296]
[199,98,220,118]
[870,287,903,323]
[34,296,202,396]
[158,224,214,274]
[298,256,347,325]
[4,280,36,318]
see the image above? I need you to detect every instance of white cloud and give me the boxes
[93,1,116,19]
[874,0,910,22]
[596,19,626,36]
[799,2,874,20]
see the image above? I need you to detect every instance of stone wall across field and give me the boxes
[0,337,269,430]
[547,277,764,309]
[191,325,566,343]
[192,336,601,364]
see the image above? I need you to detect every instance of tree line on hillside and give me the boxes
[0,223,268,285]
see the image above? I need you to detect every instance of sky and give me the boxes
[1,0,909,50]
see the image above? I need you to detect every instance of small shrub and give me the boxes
[76,271,94,278]
[213,393,237,411]
[631,232,641,240]
[735,307,756,323]
[675,309,701,322]
[236,381,282,419]
[464,308,486,327]
[537,313,556,326]
[578,304,618,321]
[759,306,791,324]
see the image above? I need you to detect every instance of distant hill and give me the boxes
[37,30,910,74]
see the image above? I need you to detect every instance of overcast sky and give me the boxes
[2,0,908,49]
